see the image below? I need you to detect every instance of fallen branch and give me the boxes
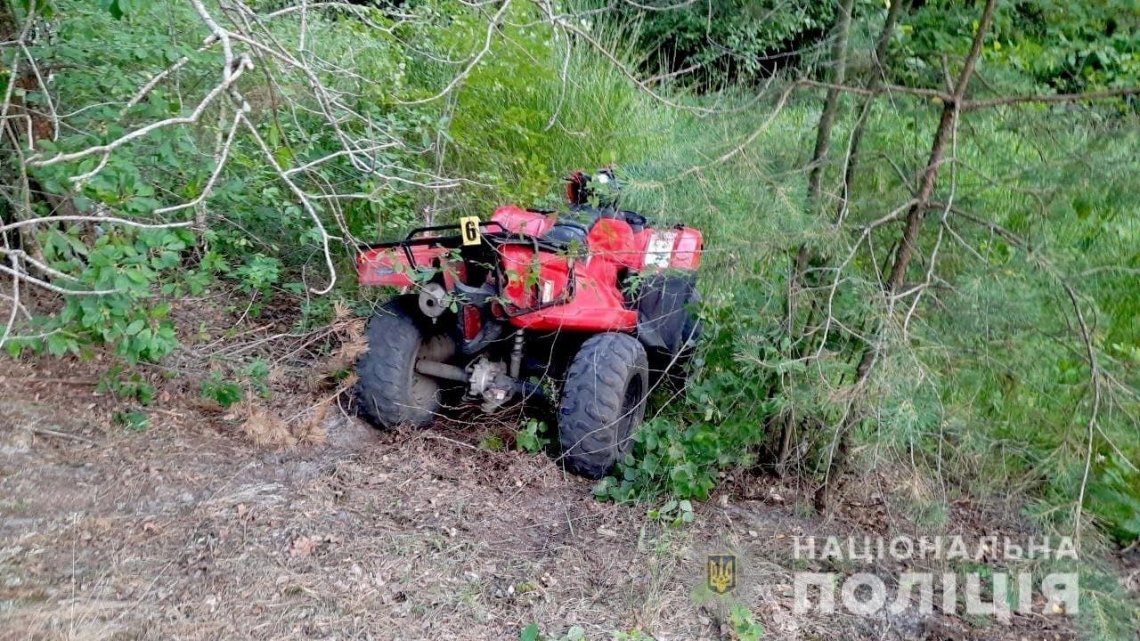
[962,87,1140,111]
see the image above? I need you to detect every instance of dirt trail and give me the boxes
[0,360,1078,640]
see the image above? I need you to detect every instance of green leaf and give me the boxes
[519,623,541,641]
[124,319,146,336]
[46,333,71,357]
[114,410,150,432]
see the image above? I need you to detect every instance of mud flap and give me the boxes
[635,272,699,355]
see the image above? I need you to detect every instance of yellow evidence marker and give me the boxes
[460,216,481,246]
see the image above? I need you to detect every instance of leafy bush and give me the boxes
[98,368,156,405]
[200,373,244,409]
[5,228,187,363]
[113,409,150,432]
[515,419,550,454]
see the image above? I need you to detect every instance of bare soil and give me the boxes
[0,353,1091,641]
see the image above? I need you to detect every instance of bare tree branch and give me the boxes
[963,87,1140,111]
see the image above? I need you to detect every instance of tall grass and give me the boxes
[416,11,673,215]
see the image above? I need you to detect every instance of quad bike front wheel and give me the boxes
[557,332,649,478]
[355,299,456,428]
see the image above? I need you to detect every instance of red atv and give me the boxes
[354,170,703,478]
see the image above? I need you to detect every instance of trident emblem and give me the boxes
[707,554,737,595]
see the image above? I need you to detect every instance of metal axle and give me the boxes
[414,359,469,382]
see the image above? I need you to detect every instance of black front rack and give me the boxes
[364,221,572,270]
[364,221,508,270]
[362,221,578,317]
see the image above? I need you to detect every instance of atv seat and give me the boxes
[542,221,589,246]
[565,206,649,233]
[619,210,647,233]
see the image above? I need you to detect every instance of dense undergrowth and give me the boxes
[1,1,1138,635]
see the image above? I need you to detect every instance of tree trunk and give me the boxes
[777,0,856,470]
[806,0,857,210]
[785,0,856,325]
[814,0,999,512]
[836,0,909,223]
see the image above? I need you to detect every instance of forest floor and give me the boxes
[0,324,1125,640]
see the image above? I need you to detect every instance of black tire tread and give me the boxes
[355,300,435,428]
[558,332,648,478]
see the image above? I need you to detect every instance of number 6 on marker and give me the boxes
[460,216,481,246]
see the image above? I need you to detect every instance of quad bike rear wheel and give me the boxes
[557,332,649,478]
[356,299,456,428]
